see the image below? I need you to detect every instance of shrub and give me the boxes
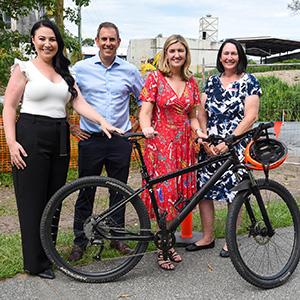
[258,76,300,121]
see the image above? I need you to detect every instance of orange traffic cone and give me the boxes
[175,212,202,247]
[181,213,193,239]
[274,121,283,138]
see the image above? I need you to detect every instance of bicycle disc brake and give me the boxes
[251,221,270,245]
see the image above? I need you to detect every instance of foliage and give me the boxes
[281,58,300,63]
[0,1,52,23]
[0,233,23,279]
[82,37,95,46]
[257,76,300,121]
[0,172,13,187]
[195,68,300,122]
[0,31,30,86]
[63,0,90,25]
[247,63,300,73]
[129,94,140,117]
[288,0,300,13]
[0,0,92,86]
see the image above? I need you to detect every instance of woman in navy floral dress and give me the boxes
[186,39,261,256]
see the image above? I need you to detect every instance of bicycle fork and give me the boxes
[245,173,275,238]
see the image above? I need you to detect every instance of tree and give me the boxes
[82,38,94,46]
[288,0,300,13]
[0,0,91,86]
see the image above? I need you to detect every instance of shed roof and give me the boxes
[231,36,300,57]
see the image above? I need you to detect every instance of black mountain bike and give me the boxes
[40,122,300,288]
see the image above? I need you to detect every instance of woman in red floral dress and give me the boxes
[139,34,207,270]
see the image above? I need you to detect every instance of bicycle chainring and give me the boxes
[154,230,176,251]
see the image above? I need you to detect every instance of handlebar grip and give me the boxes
[260,122,274,130]
[114,132,145,139]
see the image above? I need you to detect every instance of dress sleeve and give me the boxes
[191,77,201,105]
[11,59,29,79]
[139,71,157,103]
[247,74,262,97]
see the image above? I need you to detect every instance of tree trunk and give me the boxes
[54,0,64,32]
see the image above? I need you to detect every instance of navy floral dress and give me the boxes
[197,73,262,202]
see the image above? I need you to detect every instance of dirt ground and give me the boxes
[254,69,300,86]
[1,156,299,235]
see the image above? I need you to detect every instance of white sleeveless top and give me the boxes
[14,59,71,118]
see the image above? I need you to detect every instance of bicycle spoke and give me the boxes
[41,177,151,283]
[227,179,300,288]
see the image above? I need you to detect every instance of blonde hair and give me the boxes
[158,34,192,81]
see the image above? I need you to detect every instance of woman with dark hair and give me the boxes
[139,34,207,270]
[186,39,261,257]
[3,19,122,279]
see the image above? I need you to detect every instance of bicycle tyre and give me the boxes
[40,176,151,283]
[226,178,300,289]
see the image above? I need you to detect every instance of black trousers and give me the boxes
[13,113,70,274]
[73,133,132,248]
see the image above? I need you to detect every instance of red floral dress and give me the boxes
[140,70,200,221]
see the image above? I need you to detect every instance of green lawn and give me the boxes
[1,197,299,280]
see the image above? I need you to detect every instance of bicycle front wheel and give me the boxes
[226,178,300,289]
[40,176,151,283]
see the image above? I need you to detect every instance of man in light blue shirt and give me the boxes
[73,49,142,134]
[69,22,143,260]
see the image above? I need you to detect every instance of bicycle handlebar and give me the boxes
[202,122,274,146]
[116,122,274,146]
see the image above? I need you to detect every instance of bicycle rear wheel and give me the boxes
[226,178,300,289]
[40,176,151,283]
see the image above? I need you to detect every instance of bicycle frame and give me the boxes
[96,132,275,241]
[131,139,239,232]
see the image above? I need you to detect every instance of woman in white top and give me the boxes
[2,19,122,280]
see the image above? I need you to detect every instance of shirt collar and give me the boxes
[93,52,122,68]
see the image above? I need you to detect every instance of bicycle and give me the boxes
[40,122,300,288]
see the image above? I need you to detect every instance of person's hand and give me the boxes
[195,129,208,143]
[215,142,229,155]
[70,124,91,140]
[8,141,27,169]
[101,121,124,139]
[202,142,218,156]
[142,126,157,138]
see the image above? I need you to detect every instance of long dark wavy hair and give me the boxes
[30,19,78,100]
[216,39,248,75]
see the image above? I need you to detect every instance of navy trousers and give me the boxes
[73,133,132,248]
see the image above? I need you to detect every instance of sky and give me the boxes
[64,0,300,52]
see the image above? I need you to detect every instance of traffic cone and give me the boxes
[273,121,283,138]
[175,212,202,247]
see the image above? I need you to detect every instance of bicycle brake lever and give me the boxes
[224,134,236,146]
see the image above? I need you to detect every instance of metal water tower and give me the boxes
[199,15,218,42]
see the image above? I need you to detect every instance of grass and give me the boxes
[1,197,298,280]
[0,173,13,188]
[0,233,23,279]
[0,204,17,217]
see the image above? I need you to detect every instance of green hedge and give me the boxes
[194,72,300,122]
[258,76,300,121]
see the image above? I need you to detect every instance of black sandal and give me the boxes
[157,251,175,271]
[168,248,182,263]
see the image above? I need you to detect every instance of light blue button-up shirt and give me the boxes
[73,54,143,133]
